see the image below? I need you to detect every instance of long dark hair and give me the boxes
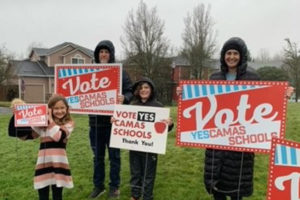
[48,94,72,125]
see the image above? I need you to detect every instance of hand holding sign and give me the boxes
[286,86,294,99]
[117,94,125,104]
[48,108,53,124]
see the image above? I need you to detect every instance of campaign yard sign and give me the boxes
[177,80,288,153]
[267,138,300,200]
[14,104,48,127]
[55,64,122,115]
[110,105,170,154]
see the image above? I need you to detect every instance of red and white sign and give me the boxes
[55,64,122,115]
[267,138,300,200]
[110,105,170,154]
[177,80,288,153]
[14,104,48,127]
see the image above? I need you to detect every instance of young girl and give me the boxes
[129,77,173,200]
[9,94,74,200]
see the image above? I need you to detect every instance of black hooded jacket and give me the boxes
[131,77,173,131]
[131,77,163,107]
[210,37,260,81]
[204,37,260,197]
[89,40,133,127]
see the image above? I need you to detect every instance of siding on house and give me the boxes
[5,42,94,103]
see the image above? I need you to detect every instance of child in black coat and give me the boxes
[129,77,173,200]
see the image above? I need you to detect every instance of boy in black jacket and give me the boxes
[129,77,173,200]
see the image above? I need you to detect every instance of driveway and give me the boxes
[0,107,12,114]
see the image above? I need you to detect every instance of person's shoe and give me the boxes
[109,188,120,199]
[130,197,139,200]
[89,187,105,198]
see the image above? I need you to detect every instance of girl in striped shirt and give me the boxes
[10,94,74,200]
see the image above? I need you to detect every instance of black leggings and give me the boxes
[213,192,243,200]
[38,185,63,200]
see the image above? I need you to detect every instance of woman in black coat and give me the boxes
[204,37,259,200]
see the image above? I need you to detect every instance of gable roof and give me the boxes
[248,60,283,70]
[9,59,54,77]
[31,42,93,58]
[31,48,49,56]
[170,55,219,70]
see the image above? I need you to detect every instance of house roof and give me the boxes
[248,60,283,70]
[171,55,219,70]
[170,55,283,71]
[31,48,49,56]
[170,55,190,66]
[9,59,54,77]
[32,42,94,58]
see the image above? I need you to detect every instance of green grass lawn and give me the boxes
[1,104,300,200]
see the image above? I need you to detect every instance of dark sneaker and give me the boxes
[89,187,105,198]
[109,188,120,199]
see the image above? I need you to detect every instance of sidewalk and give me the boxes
[0,107,12,114]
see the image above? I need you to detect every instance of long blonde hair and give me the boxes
[48,94,72,125]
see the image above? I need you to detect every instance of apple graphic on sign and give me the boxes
[154,122,167,134]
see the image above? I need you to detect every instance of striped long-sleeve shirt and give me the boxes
[31,121,74,189]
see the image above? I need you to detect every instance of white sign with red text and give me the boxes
[177,80,288,153]
[55,64,122,115]
[110,104,170,154]
[267,138,300,200]
[14,104,48,127]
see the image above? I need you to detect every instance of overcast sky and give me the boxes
[0,0,299,60]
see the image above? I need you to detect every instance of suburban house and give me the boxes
[4,42,93,103]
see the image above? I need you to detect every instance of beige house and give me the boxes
[6,42,93,103]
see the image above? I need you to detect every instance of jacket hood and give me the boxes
[132,77,156,101]
[220,37,248,76]
[94,40,115,63]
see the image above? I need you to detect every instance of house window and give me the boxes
[71,54,84,64]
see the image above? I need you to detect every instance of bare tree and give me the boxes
[182,3,217,79]
[0,46,13,85]
[282,38,300,102]
[272,51,284,62]
[121,0,172,103]
[256,48,271,64]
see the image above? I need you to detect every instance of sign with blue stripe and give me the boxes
[58,68,105,79]
[275,144,300,167]
[182,84,265,100]
[177,80,288,154]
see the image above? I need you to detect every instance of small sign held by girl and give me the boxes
[14,104,48,127]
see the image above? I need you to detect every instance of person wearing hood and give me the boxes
[129,77,173,200]
[88,40,133,199]
[203,37,294,200]
[204,37,259,200]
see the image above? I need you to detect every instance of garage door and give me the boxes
[24,85,44,103]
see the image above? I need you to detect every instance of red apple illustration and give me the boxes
[154,122,167,134]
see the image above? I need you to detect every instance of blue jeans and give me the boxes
[89,126,120,190]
